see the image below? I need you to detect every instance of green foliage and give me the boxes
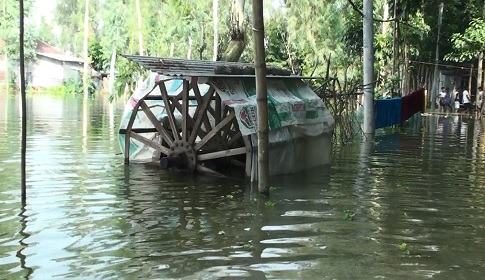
[343,209,356,221]
[445,18,485,62]
[88,39,106,71]
[265,201,276,207]
[0,0,37,60]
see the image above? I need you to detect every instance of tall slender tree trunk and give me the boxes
[220,0,246,62]
[109,47,116,95]
[83,0,90,97]
[213,0,219,60]
[135,0,143,55]
[392,0,398,81]
[382,2,389,34]
[187,38,192,59]
[19,0,27,204]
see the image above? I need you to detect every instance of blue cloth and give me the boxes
[375,98,402,129]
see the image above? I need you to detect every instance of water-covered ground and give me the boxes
[1,93,485,279]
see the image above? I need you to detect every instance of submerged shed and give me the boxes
[119,55,335,179]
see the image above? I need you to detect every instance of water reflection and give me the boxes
[1,94,485,279]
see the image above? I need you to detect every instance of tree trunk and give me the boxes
[135,0,144,55]
[213,0,219,61]
[252,0,269,194]
[478,52,483,94]
[170,43,175,57]
[382,2,389,34]
[109,47,116,95]
[392,0,398,80]
[187,38,192,59]
[83,0,89,97]
[220,0,246,62]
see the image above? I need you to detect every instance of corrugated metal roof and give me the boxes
[122,55,316,79]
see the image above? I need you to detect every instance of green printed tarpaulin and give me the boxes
[211,78,334,136]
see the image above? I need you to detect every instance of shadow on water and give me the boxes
[2,94,485,279]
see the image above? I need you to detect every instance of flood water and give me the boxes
[1,93,485,279]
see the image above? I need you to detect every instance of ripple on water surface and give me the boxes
[1,96,485,279]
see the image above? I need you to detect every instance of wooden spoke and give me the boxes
[159,82,180,140]
[182,80,189,142]
[192,86,214,132]
[197,147,247,161]
[195,110,235,151]
[130,131,170,156]
[195,164,227,178]
[139,100,174,145]
[189,88,215,144]
[215,94,222,125]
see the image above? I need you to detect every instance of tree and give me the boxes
[0,0,37,61]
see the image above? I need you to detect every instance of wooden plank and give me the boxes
[119,128,158,134]
[182,79,189,141]
[139,100,174,145]
[124,104,141,164]
[130,131,170,155]
[243,136,252,178]
[195,164,227,178]
[197,147,247,161]
[159,82,180,140]
[195,110,235,151]
[215,93,222,125]
[189,88,215,144]
[192,85,214,132]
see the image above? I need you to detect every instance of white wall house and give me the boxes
[30,52,84,88]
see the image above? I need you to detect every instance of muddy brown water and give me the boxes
[1,93,485,279]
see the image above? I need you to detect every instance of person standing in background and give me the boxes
[444,87,452,113]
[462,87,471,113]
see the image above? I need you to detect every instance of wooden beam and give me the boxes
[195,110,235,151]
[130,131,170,156]
[159,82,180,140]
[197,147,247,161]
[243,136,252,178]
[182,79,189,141]
[139,100,174,145]
[196,164,227,178]
[190,88,215,144]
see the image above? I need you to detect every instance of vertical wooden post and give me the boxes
[431,3,444,110]
[19,0,27,205]
[469,64,473,95]
[252,0,269,195]
[363,0,375,134]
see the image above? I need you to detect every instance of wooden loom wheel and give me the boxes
[129,79,248,177]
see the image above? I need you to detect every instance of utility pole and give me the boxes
[431,3,444,110]
[19,0,27,205]
[252,0,269,195]
[363,0,375,134]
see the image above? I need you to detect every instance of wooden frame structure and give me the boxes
[119,55,320,178]
[119,78,250,177]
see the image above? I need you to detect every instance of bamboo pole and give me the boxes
[363,0,375,134]
[252,0,269,194]
[135,0,144,55]
[19,0,27,204]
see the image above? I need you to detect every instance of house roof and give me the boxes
[37,52,84,63]
[36,41,64,55]
[34,41,84,63]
